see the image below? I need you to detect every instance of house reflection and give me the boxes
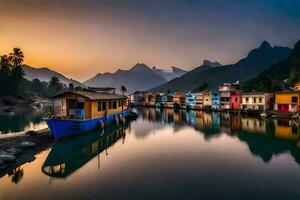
[274,118,300,141]
[42,123,128,178]
[138,108,300,164]
[240,118,268,135]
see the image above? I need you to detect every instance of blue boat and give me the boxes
[45,88,128,139]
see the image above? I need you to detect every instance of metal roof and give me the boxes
[49,90,127,100]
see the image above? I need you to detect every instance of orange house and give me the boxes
[274,91,300,113]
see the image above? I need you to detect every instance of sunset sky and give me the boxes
[0,0,300,81]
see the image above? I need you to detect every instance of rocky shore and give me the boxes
[0,95,48,115]
[0,129,54,178]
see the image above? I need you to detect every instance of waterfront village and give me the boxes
[128,83,300,117]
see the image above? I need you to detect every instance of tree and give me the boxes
[0,55,11,78]
[68,83,74,91]
[0,55,12,93]
[8,48,24,67]
[120,85,127,95]
[7,48,25,94]
[49,76,63,94]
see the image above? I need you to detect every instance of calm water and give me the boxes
[1,108,300,200]
[0,111,47,135]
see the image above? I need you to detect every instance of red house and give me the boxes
[230,91,242,110]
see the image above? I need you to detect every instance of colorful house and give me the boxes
[274,91,300,113]
[203,91,212,108]
[155,93,163,107]
[173,93,186,109]
[219,83,235,110]
[161,92,175,108]
[211,91,220,110]
[230,91,242,110]
[241,92,273,111]
[144,93,152,106]
[128,91,145,106]
[185,92,196,109]
[195,92,204,109]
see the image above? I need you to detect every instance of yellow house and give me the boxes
[50,90,127,120]
[274,91,300,113]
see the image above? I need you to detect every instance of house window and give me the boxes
[97,102,106,111]
[292,126,298,134]
[259,98,263,103]
[235,98,238,103]
[108,101,112,109]
[292,96,298,103]
[113,101,117,109]
[253,98,256,103]
[246,97,249,103]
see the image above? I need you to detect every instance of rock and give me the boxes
[6,147,22,155]
[0,154,16,163]
[0,150,8,155]
[25,130,37,136]
[20,141,36,148]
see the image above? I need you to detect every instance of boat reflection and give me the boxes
[139,108,300,164]
[42,123,128,178]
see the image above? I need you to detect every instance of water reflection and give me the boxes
[0,111,47,134]
[138,108,300,164]
[3,108,300,200]
[42,123,128,178]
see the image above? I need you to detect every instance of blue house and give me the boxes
[185,92,196,109]
[211,91,220,110]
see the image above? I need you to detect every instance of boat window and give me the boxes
[113,101,117,109]
[98,102,106,111]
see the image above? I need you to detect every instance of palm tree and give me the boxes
[120,85,127,95]
[8,48,24,67]
[0,55,10,67]
[7,48,25,94]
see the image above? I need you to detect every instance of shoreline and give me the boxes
[132,105,299,119]
[0,129,54,178]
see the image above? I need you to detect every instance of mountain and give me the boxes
[84,63,167,93]
[240,40,300,92]
[152,66,187,81]
[150,41,291,92]
[202,59,222,68]
[22,65,85,87]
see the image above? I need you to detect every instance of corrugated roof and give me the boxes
[49,90,127,100]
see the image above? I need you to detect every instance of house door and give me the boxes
[278,104,289,113]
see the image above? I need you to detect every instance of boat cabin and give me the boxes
[49,90,127,120]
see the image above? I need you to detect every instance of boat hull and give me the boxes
[45,110,129,139]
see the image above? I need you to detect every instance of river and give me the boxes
[1,108,300,200]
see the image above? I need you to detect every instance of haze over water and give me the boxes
[1,108,300,200]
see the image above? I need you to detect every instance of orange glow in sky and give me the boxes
[0,0,298,81]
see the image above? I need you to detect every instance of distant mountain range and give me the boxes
[84,63,187,93]
[240,40,300,92]
[22,65,85,87]
[150,41,292,92]
[20,40,294,94]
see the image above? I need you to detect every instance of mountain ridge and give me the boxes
[150,41,291,92]
[22,65,85,87]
